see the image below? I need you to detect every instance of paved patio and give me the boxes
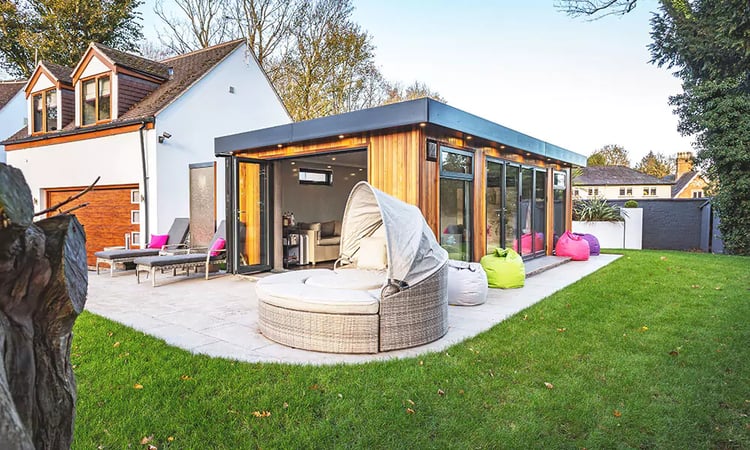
[85,254,620,365]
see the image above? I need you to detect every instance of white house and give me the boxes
[0,80,27,163]
[573,166,673,200]
[4,40,290,265]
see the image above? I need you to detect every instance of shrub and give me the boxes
[624,200,639,208]
[573,197,626,222]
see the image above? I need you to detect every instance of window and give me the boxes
[619,187,633,196]
[81,75,111,125]
[131,210,140,224]
[31,88,58,133]
[588,188,599,196]
[573,189,580,197]
[692,190,703,198]
[130,189,140,204]
[440,146,473,261]
[299,168,333,186]
[643,187,657,196]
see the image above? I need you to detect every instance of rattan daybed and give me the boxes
[256,182,449,354]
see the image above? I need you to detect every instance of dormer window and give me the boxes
[32,88,58,133]
[81,75,111,125]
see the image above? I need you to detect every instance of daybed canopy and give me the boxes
[339,181,448,287]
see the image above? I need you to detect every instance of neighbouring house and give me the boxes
[3,40,291,266]
[0,80,27,163]
[572,152,709,201]
[661,152,709,199]
[213,98,587,274]
[572,166,673,200]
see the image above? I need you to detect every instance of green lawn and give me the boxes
[71,250,750,449]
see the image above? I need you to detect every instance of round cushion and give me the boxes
[305,269,386,290]
[447,260,488,306]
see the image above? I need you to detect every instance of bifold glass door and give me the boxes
[234,158,271,273]
[486,159,547,258]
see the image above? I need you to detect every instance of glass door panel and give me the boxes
[518,167,535,256]
[440,178,471,261]
[189,163,216,248]
[486,160,503,255]
[504,165,519,251]
[533,170,547,254]
[236,159,270,272]
[553,171,567,246]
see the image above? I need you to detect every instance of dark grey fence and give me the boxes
[610,198,722,252]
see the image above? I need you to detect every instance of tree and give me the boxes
[384,80,446,104]
[155,0,235,55]
[587,144,630,166]
[558,0,750,254]
[0,0,143,77]
[556,0,638,18]
[635,150,675,178]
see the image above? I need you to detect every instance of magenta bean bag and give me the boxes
[512,232,545,254]
[574,233,600,256]
[555,231,590,261]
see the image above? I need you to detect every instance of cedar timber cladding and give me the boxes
[118,74,160,117]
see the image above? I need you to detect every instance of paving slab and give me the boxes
[85,254,621,365]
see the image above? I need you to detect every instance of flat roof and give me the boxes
[215,98,587,166]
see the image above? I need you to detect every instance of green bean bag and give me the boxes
[480,248,525,288]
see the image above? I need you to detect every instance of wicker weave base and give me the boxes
[258,301,379,353]
[256,263,449,354]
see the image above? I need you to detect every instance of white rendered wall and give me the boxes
[572,208,643,249]
[153,44,290,234]
[0,90,26,163]
[6,131,142,212]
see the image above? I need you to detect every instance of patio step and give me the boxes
[525,256,571,278]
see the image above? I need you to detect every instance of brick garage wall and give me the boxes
[611,199,707,250]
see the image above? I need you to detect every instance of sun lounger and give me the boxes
[133,221,226,287]
[94,218,189,275]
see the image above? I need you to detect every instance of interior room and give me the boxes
[278,149,367,267]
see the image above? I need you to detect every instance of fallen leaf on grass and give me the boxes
[544,382,554,390]
[406,408,415,414]
[113,341,120,348]
[167,436,174,442]
[660,256,667,261]
[283,402,289,408]
[669,350,679,356]
[613,410,622,418]
[715,286,722,290]
[437,389,445,396]
[458,389,465,395]
[133,383,143,390]
[639,326,649,332]
[406,399,415,406]
[148,445,157,450]
[691,285,700,289]
[140,435,153,444]
[107,331,113,337]
[418,360,424,366]
[557,328,567,333]
[252,411,271,418]
[180,375,191,381]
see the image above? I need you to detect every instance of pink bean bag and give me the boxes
[512,232,545,254]
[555,231,590,261]
[574,233,600,256]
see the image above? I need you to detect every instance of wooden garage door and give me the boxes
[46,184,140,267]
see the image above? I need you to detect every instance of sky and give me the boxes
[12,0,692,163]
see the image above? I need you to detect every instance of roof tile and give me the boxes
[0,80,25,109]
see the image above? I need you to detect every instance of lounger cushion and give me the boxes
[210,238,226,256]
[256,269,333,286]
[357,237,387,270]
[257,284,379,315]
[304,269,386,290]
[95,248,160,259]
[133,253,223,267]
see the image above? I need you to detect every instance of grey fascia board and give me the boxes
[427,100,586,166]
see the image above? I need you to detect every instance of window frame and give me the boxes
[80,74,112,126]
[31,87,58,134]
[298,167,333,186]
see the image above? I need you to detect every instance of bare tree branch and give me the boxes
[35,176,100,217]
[555,0,638,19]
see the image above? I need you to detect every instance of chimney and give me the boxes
[676,152,694,179]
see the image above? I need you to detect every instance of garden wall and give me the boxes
[609,199,710,251]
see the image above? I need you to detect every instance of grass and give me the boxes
[71,250,750,449]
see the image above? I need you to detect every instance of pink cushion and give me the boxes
[148,234,169,249]
[209,238,226,257]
